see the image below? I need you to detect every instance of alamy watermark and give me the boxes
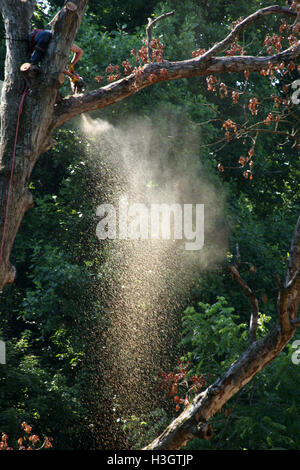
[95,196,204,251]
[0,340,5,365]
[291,80,300,105]
[291,340,300,365]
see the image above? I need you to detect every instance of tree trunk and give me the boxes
[0,0,88,289]
[144,322,295,450]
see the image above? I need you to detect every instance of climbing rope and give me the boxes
[0,86,28,266]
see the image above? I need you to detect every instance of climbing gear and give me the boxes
[0,87,28,266]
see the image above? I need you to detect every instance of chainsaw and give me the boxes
[68,64,86,94]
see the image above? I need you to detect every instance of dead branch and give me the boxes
[146,11,175,62]
[229,265,259,343]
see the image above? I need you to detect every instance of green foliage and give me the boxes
[181,297,248,380]
[121,409,169,450]
[0,334,83,449]
[21,244,88,337]
[180,297,300,450]
[180,297,273,382]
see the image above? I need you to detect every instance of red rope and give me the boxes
[0,87,28,266]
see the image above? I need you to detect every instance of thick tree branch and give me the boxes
[144,322,294,450]
[53,40,300,128]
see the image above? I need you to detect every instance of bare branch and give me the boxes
[229,265,259,343]
[146,11,175,62]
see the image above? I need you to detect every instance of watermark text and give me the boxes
[96,197,204,251]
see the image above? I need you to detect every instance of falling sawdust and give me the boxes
[77,111,228,449]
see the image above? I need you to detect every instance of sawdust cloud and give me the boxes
[78,110,228,449]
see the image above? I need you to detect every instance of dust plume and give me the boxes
[78,109,228,449]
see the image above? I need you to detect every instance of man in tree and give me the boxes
[26,25,84,93]
[29,29,52,67]
[28,27,83,79]
[63,44,85,93]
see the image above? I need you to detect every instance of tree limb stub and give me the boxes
[65,2,77,12]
